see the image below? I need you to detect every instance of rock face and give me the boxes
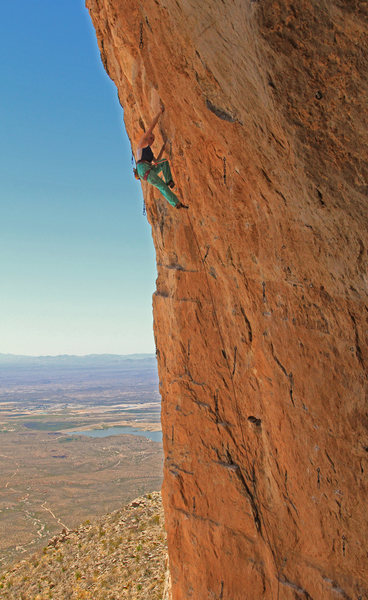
[86,1,367,598]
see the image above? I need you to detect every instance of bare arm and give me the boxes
[156,140,167,162]
[137,105,165,151]
[147,106,164,136]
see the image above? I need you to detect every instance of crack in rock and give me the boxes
[205,99,239,123]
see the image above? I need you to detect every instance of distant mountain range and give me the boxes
[0,353,158,386]
[0,353,155,363]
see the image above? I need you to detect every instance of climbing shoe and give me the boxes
[168,180,175,189]
[176,202,188,210]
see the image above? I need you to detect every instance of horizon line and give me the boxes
[0,352,156,359]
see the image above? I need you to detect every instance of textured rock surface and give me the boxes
[86,1,368,598]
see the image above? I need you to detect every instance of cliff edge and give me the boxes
[86,1,368,598]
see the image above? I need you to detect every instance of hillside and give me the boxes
[0,492,168,600]
[85,2,368,599]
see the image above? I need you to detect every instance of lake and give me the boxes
[70,425,162,442]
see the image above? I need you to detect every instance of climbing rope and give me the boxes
[139,22,144,49]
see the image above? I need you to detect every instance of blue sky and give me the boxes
[0,1,157,356]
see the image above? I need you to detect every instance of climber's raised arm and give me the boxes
[146,105,164,136]
[156,140,167,162]
[136,106,165,158]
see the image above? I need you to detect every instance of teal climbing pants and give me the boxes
[136,159,179,207]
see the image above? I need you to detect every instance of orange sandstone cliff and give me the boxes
[86,1,368,598]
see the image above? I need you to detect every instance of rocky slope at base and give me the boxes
[0,492,167,600]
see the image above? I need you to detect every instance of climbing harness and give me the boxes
[133,161,152,181]
[135,158,168,183]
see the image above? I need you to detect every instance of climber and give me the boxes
[135,106,188,209]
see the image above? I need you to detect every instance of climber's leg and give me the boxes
[154,159,173,185]
[136,161,179,207]
[136,162,151,179]
[146,169,179,207]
